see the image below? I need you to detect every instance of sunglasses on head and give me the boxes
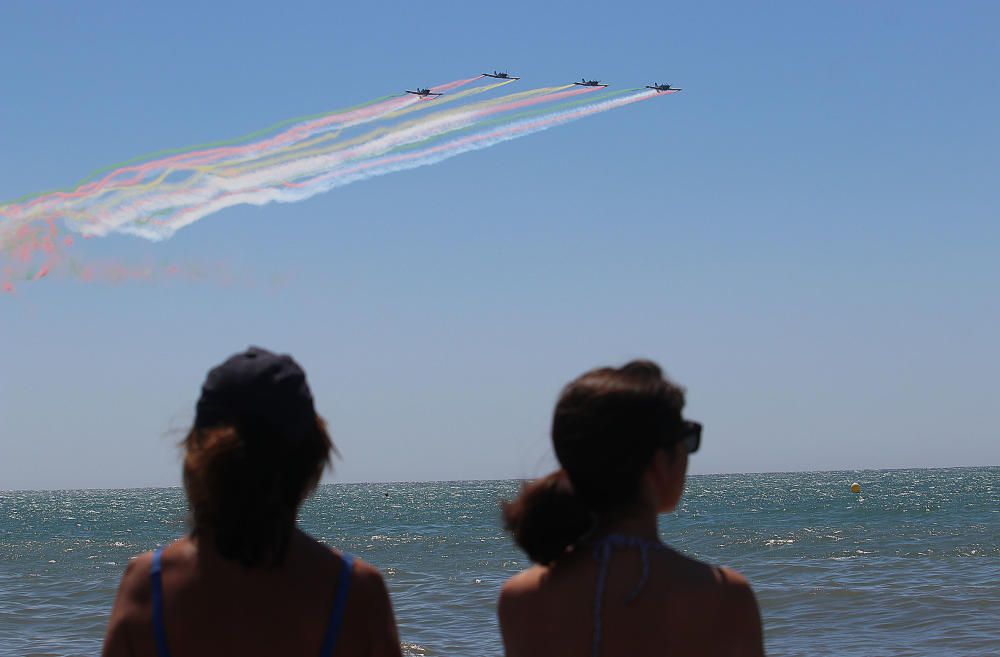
[670,420,702,454]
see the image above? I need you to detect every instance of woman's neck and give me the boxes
[592,506,661,542]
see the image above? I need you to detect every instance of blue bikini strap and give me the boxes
[591,535,666,657]
[150,547,172,657]
[319,552,355,657]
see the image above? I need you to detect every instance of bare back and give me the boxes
[499,542,763,657]
[102,530,401,657]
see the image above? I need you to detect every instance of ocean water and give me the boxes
[0,467,997,656]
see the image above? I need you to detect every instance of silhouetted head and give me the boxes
[504,360,697,564]
[182,347,333,567]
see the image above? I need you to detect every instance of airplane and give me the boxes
[646,83,682,92]
[573,78,608,87]
[406,88,443,97]
[483,70,520,80]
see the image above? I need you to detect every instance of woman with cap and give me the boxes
[498,360,764,656]
[102,347,402,657]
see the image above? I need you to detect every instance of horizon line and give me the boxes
[2,464,994,494]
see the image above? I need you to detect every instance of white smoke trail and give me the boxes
[101,91,658,241]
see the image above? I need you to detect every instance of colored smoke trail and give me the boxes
[430,76,485,93]
[14,94,421,212]
[1,76,677,289]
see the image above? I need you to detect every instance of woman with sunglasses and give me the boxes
[499,360,764,656]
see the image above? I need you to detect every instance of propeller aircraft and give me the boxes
[483,70,520,80]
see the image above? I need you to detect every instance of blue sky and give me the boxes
[1,1,997,489]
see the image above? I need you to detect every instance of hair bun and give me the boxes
[502,470,592,565]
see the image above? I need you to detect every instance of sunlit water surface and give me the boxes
[1,467,997,656]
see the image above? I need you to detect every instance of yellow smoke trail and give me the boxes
[381,78,518,119]
[65,85,589,232]
[210,82,525,178]
[216,85,572,179]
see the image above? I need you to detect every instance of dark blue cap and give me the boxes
[195,346,316,434]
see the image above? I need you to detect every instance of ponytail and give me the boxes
[502,470,593,565]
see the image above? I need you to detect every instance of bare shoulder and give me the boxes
[348,555,391,596]
[117,550,155,604]
[308,539,392,605]
[498,564,548,622]
[500,565,546,599]
[714,566,765,656]
[338,553,395,619]
[338,554,402,657]
[715,566,756,604]
[497,565,551,657]
[101,551,156,657]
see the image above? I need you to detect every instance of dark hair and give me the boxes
[503,360,686,564]
[182,415,333,567]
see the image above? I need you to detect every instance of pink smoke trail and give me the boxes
[111,87,605,225]
[469,85,597,120]
[147,90,660,236]
[8,93,424,213]
[155,91,662,238]
[1,76,498,243]
[1,82,676,292]
[431,76,483,93]
[298,90,662,189]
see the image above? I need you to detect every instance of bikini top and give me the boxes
[590,534,668,657]
[149,546,354,657]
